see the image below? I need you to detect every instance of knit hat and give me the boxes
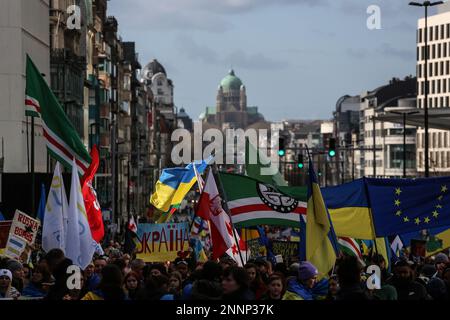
[297,262,318,281]
[434,253,449,264]
[421,264,437,278]
[6,259,23,273]
[0,269,12,281]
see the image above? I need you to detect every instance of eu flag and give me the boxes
[366,177,450,237]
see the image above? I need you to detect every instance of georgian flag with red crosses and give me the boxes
[197,170,244,261]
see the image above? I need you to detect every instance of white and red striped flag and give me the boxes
[197,170,243,263]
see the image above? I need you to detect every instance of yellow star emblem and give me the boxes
[442,185,448,193]
[436,204,443,209]
[394,199,401,207]
[395,188,402,196]
[438,195,443,201]
[424,217,430,223]
[395,210,402,216]
[403,216,410,223]
[414,217,421,225]
[433,211,439,218]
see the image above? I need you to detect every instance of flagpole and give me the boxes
[26,116,30,172]
[362,177,380,257]
[212,163,245,267]
[31,116,36,216]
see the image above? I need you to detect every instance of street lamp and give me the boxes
[409,1,444,177]
[385,107,420,178]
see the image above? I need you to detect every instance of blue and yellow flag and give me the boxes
[322,179,375,240]
[305,160,339,278]
[150,159,210,214]
[366,177,450,237]
[399,225,450,257]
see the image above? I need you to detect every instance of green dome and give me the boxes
[220,69,243,92]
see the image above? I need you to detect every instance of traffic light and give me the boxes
[328,138,336,158]
[278,137,286,157]
[297,154,304,169]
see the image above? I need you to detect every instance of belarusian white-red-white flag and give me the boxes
[196,170,240,262]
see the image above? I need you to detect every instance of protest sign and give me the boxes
[4,234,27,260]
[136,222,190,262]
[272,241,299,260]
[10,210,40,244]
[246,238,267,259]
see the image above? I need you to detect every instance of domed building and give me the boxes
[142,59,174,107]
[202,69,265,130]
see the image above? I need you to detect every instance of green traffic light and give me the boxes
[297,163,304,169]
[278,150,285,157]
[329,150,336,157]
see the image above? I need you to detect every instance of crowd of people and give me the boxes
[1,240,450,300]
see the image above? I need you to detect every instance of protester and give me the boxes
[336,256,370,300]
[130,259,145,281]
[123,271,142,300]
[84,262,101,291]
[244,263,267,299]
[137,274,171,300]
[6,259,25,294]
[94,256,108,276]
[22,264,52,298]
[326,275,339,300]
[388,259,429,300]
[168,271,183,298]
[174,258,190,285]
[370,254,397,300]
[434,253,449,278]
[283,261,327,300]
[82,264,126,300]
[222,266,254,300]
[190,261,223,300]
[261,272,286,301]
[0,269,20,299]
[45,250,74,300]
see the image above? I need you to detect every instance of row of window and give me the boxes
[417,132,450,149]
[418,78,450,95]
[417,96,450,108]
[417,60,450,77]
[417,42,450,61]
[418,151,450,168]
[365,129,416,138]
[417,24,450,43]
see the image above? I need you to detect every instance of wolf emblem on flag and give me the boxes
[257,183,299,214]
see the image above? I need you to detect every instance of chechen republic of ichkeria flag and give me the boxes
[196,170,238,261]
[337,237,363,260]
[218,173,307,228]
[66,158,97,269]
[42,162,69,253]
[25,55,91,175]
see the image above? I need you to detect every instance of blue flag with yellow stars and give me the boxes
[366,177,450,237]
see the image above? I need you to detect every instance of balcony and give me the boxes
[100,133,111,149]
[100,103,110,119]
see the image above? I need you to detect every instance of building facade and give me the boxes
[360,77,417,178]
[417,10,450,175]
[0,0,50,173]
[201,69,265,131]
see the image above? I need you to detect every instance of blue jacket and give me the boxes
[22,283,46,298]
[283,278,329,300]
[86,274,101,291]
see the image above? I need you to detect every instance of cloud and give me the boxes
[376,43,415,60]
[176,36,289,70]
[108,0,329,32]
[347,48,369,59]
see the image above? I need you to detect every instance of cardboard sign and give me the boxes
[0,221,12,249]
[272,241,299,260]
[246,238,267,259]
[136,223,190,262]
[10,210,40,244]
[4,234,27,260]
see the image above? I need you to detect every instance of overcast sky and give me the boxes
[108,0,439,122]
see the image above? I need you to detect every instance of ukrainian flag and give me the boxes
[150,159,210,214]
[322,179,376,240]
[306,160,339,279]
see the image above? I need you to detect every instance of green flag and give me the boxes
[245,138,288,187]
[25,55,91,174]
